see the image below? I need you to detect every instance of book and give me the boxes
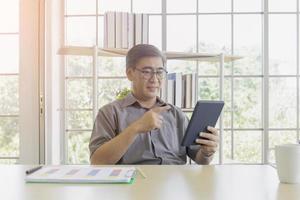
[103,12,108,48]
[142,14,149,44]
[167,73,182,107]
[185,74,192,108]
[167,79,175,104]
[25,166,136,184]
[106,12,116,48]
[103,12,149,48]
[181,75,186,108]
[191,73,198,107]
[122,12,128,49]
[115,12,122,48]
[134,13,143,45]
[128,13,134,48]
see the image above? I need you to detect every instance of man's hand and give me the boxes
[131,105,171,133]
[195,126,219,157]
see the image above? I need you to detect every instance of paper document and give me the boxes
[25,166,136,184]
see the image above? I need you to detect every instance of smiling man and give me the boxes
[89,44,219,165]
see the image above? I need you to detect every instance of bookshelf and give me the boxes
[58,45,241,110]
[58,46,241,62]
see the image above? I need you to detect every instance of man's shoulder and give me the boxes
[98,98,124,114]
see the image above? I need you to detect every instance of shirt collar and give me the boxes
[121,92,167,108]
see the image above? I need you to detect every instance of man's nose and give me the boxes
[149,72,159,82]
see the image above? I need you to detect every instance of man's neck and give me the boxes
[132,92,157,109]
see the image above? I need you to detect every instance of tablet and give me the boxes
[181,100,224,146]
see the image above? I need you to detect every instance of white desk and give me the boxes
[1,165,299,200]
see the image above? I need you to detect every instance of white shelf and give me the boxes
[58,46,242,62]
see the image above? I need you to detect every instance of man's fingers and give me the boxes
[199,132,219,142]
[207,126,218,135]
[152,105,171,113]
[195,138,218,147]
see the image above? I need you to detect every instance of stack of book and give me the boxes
[104,12,149,49]
[165,72,198,109]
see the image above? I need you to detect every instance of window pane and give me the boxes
[198,0,231,13]
[0,159,18,164]
[66,111,93,130]
[0,35,19,73]
[167,0,196,13]
[223,131,233,163]
[98,79,131,108]
[97,16,104,47]
[269,14,297,75]
[234,78,262,128]
[198,62,218,75]
[66,56,93,77]
[269,131,297,163]
[234,0,262,12]
[234,15,262,75]
[198,15,231,54]
[234,131,262,163]
[98,0,131,14]
[0,76,18,115]
[66,79,93,109]
[149,15,162,50]
[65,0,96,15]
[67,131,90,164]
[269,0,296,12]
[0,0,19,32]
[133,0,161,13]
[65,17,96,46]
[269,78,297,128]
[198,78,219,100]
[167,15,196,52]
[0,117,19,157]
[211,149,219,164]
[167,60,197,74]
[98,57,126,77]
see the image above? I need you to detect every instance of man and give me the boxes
[89,44,219,165]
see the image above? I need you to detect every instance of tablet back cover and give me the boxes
[181,100,224,146]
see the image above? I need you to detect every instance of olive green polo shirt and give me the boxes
[89,93,200,164]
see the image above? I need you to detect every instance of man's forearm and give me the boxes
[194,149,214,165]
[90,125,139,165]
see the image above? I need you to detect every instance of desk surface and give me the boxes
[1,165,300,200]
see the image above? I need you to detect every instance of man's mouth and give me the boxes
[147,86,159,91]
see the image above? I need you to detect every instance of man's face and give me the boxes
[126,56,165,100]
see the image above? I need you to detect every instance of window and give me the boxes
[0,0,41,164]
[63,0,300,164]
[0,0,19,164]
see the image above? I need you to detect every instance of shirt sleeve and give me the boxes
[89,105,117,158]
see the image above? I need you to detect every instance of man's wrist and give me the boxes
[126,123,140,136]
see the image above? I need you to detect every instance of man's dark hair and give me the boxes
[126,44,166,70]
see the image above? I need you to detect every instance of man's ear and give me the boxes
[126,67,134,81]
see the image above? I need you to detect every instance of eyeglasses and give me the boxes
[134,67,168,80]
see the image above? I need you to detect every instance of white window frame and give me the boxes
[19,0,45,164]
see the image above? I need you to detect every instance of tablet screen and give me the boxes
[181,100,224,146]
